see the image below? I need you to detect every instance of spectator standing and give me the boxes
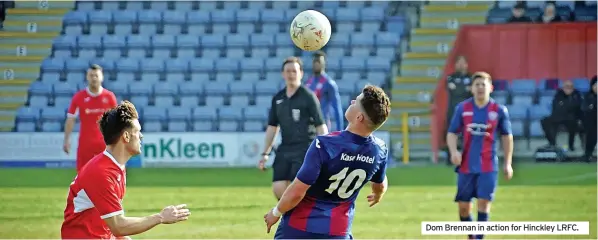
[444,56,472,165]
[582,76,597,162]
[540,80,583,150]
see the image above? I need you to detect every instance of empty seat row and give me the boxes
[16,119,268,132]
[53,46,397,61]
[40,71,387,89]
[493,94,559,107]
[66,21,389,36]
[28,79,376,98]
[17,106,272,122]
[27,94,287,109]
[64,7,386,25]
[41,57,393,72]
[53,33,401,49]
[76,1,387,12]
[492,78,592,94]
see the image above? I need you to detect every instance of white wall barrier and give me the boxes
[0,133,79,168]
[0,131,390,168]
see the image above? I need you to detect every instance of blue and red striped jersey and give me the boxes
[305,73,344,131]
[447,98,512,174]
[283,130,388,236]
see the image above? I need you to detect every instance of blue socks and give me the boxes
[476,211,489,239]
[460,215,473,239]
[460,213,489,239]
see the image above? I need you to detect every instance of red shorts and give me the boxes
[76,143,106,172]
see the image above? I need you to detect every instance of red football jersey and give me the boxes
[67,87,117,148]
[61,151,127,239]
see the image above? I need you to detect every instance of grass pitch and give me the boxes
[0,163,596,239]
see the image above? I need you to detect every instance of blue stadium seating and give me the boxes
[15,1,594,133]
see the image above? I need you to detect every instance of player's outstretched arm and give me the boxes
[368,176,388,207]
[103,204,190,237]
[498,105,514,180]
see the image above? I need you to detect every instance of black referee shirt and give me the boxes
[268,86,325,147]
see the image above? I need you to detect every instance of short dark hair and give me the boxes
[98,101,139,145]
[312,50,326,60]
[472,71,492,84]
[89,64,103,71]
[281,57,303,71]
[360,85,391,130]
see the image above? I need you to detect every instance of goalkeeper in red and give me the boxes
[446,72,514,240]
[263,85,391,239]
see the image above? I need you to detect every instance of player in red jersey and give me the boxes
[63,64,118,172]
[61,101,191,239]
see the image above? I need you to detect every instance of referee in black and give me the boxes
[258,57,329,200]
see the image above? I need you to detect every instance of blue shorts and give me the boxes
[454,172,498,202]
[274,222,353,239]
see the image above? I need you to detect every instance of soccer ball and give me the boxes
[289,10,332,51]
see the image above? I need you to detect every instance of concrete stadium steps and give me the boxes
[0,44,52,57]
[390,2,490,162]
[13,0,74,9]
[410,41,454,53]
[5,8,70,21]
[420,16,487,29]
[2,20,63,32]
[0,67,41,80]
[0,6,70,131]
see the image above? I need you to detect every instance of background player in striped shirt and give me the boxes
[264,85,391,239]
[305,51,344,131]
[446,72,514,239]
[61,101,190,239]
[63,64,117,172]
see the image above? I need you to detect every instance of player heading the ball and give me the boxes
[61,101,190,239]
[446,72,514,240]
[264,85,391,239]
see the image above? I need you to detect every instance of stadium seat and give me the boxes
[573,78,590,92]
[508,105,528,120]
[17,122,37,132]
[511,121,525,137]
[17,107,40,122]
[530,105,551,120]
[510,79,537,95]
[42,121,62,132]
[530,120,544,137]
[512,95,533,107]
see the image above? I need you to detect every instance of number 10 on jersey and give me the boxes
[325,167,367,199]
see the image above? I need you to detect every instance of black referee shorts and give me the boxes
[272,145,309,182]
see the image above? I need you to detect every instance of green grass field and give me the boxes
[0,163,596,239]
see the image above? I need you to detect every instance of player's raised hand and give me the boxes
[264,209,280,233]
[366,193,382,207]
[159,204,191,224]
[450,151,462,166]
[63,139,71,154]
[257,155,268,171]
[503,164,513,180]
